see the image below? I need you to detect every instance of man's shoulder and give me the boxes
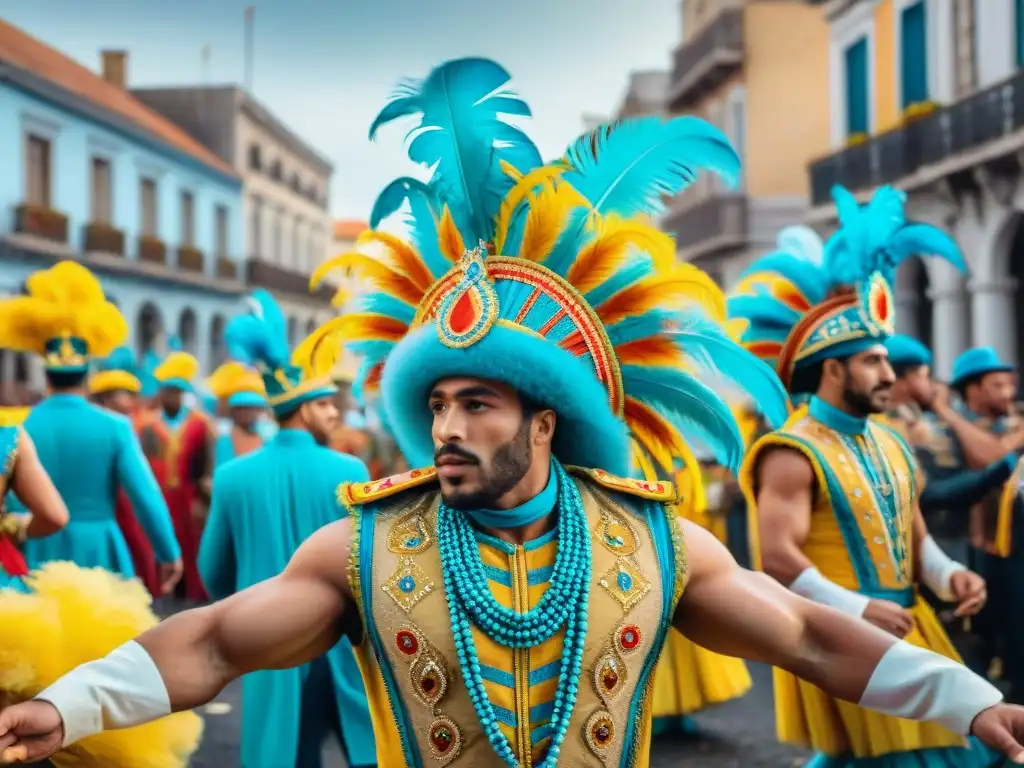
[337,466,439,511]
[567,466,677,505]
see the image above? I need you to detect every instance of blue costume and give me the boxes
[205,357,271,469]
[0,262,202,766]
[197,290,376,768]
[0,264,180,576]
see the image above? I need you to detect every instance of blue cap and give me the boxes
[43,335,89,373]
[885,334,932,369]
[951,346,1015,388]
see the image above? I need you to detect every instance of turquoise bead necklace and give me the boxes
[437,460,592,766]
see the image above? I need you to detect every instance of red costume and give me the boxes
[137,407,212,601]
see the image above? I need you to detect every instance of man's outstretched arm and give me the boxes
[0,517,357,764]
[673,520,1024,759]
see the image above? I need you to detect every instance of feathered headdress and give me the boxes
[727,185,964,392]
[0,261,126,373]
[205,360,268,409]
[88,345,142,395]
[153,348,200,392]
[225,289,337,416]
[309,57,788,476]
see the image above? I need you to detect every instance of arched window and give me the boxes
[210,314,226,365]
[178,308,198,354]
[137,302,163,357]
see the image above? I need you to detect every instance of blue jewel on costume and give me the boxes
[405,536,423,548]
[399,575,417,593]
[617,571,633,591]
[606,534,625,548]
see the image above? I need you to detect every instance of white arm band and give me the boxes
[789,567,870,617]
[919,535,966,602]
[34,640,172,746]
[860,640,1003,734]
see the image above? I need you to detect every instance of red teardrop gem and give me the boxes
[431,725,452,752]
[448,291,476,334]
[422,675,436,693]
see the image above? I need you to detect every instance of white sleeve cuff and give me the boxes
[34,640,172,746]
[919,535,966,601]
[860,640,1003,735]
[789,567,871,617]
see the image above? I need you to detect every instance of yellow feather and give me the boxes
[595,264,726,326]
[566,214,675,294]
[308,252,423,307]
[517,182,580,264]
[154,352,200,383]
[356,230,434,290]
[493,163,570,254]
[331,287,350,309]
[293,314,408,379]
[437,205,466,262]
[499,159,523,182]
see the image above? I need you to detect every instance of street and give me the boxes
[186,656,810,767]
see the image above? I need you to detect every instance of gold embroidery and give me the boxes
[593,504,640,557]
[342,467,438,506]
[666,507,688,606]
[382,558,435,613]
[387,511,434,555]
[569,466,677,502]
[593,651,627,705]
[584,710,616,760]
[598,557,651,612]
[427,715,463,765]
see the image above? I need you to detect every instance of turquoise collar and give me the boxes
[808,396,867,435]
[273,428,316,447]
[466,459,558,529]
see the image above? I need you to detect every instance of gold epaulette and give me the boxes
[568,466,677,503]
[337,466,438,509]
[0,407,30,427]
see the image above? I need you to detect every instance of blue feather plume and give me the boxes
[96,345,137,373]
[620,363,744,472]
[369,58,543,246]
[225,289,290,370]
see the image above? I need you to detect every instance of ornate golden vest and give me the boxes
[339,465,686,768]
[742,403,917,602]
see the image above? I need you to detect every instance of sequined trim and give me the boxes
[570,466,677,503]
[666,506,688,607]
[341,467,438,506]
[347,505,365,625]
[584,709,616,760]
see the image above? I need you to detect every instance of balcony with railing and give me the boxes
[808,69,1024,206]
[668,8,744,111]
[246,258,334,302]
[662,194,748,256]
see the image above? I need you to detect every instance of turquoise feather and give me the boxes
[95,345,137,374]
[226,289,290,370]
[620,363,744,472]
[369,58,542,245]
[582,256,655,308]
[667,311,789,428]
[356,292,417,325]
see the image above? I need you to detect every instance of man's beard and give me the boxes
[439,420,533,511]
[842,384,889,416]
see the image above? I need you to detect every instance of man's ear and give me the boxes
[533,410,556,446]
[822,358,845,383]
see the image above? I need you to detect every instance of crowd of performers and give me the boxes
[3,56,1024,768]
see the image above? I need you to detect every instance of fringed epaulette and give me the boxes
[0,407,30,427]
[568,466,677,503]
[337,466,439,510]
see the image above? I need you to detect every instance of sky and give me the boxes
[4,0,682,221]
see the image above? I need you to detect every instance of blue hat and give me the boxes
[951,346,1015,388]
[885,334,932,369]
[227,391,268,409]
[306,57,790,476]
[0,261,127,373]
[88,345,142,395]
[138,349,161,398]
[728,187,965,392]
[225,290,337,417]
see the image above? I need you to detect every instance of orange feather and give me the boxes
[494,163,569,254]
[309,252,423,307]
[357,230,434,291]
[566,215,675,294]
[595,265,726,326]
[776,284,812,312]
[437,205,466,262]
[363,361,384,392]
[614,337,683,368]
[518,182,578,263]
[747,341,783,358]
[624,397,689,472]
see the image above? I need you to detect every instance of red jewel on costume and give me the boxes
[396,630,418,655]
[619,625,640,650]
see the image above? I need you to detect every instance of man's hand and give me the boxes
[862,599,913,638]
[971,703,1024,762]
[929,381,951,415]
[950,570,987,617]
[158,559,183,595]
[0,700,63,764]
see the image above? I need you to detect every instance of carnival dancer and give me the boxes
[88,345,162,598]
[204,359,268,469]
[197,289,376,768]
[137,343,212,601]
[7,58,1024,768]
[729,207,999,766]
[0,263,181,594]
[0,410,202,768]
[947,346,1024,702]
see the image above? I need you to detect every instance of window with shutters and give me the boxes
[26,134,51,207]
[140,177,158,237]
[90,157,112,223]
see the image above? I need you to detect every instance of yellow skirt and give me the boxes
[651,626,752,718]
[774,597,966,757]
[0,562,203,767]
